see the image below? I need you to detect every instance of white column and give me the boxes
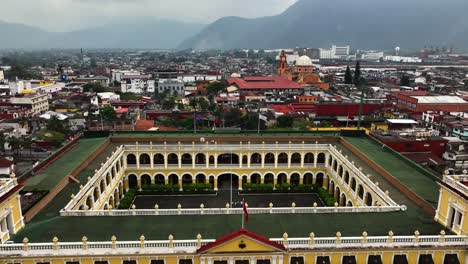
[192,154,196,169]
[229,257,234,264]
[278,256,283,264]
[300,153,304,168]
[207,258,213,264]
[200,258,206,264]
[150,154,154,169]
[274,154,278,168]
[164,154,168,169]
[250,256,256,264]
[136,154,140,169]
[314,153,318,167]
[239,153,243,168]
[325,154,330,168]
[287,153,291,168]
[272,256,277,264]
[178,155,182,169]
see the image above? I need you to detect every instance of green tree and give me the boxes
[277,115,294,128]
[353,61,361,86]
[0,132,5,152]
[38,131,65,147]
[162,97,176,110]
[400,75,411,86]
[101,106,116,121]
[47,116,69,135]
[82,82,106,93]
[224,108,242,127]
[176,117,195,130]
[206,81,226,95]
[344,65,353,84]
[7,137,21,154]
[197,98,209,111]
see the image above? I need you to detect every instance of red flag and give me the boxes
[243,200,249,223]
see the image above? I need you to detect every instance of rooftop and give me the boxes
[227,77,303,90]
[413,96,468,104]
[12,133,445,242]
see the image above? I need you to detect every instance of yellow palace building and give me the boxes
[0,132,466,264]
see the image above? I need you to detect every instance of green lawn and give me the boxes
[23,138,108,191]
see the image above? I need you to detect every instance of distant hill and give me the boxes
[0,19,204,49]
[179,0,468,51]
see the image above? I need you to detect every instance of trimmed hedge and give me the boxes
[139,183,214,195]
[118,189,136,209]
[242,183,337,207]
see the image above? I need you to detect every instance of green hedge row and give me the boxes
[118,189,136,209]
[140,183,214,194]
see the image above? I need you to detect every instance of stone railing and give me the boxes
[0,178,17,197]
[443,173,468,195]
[124,142,330,153]
[62,146,125,211]
[60,204,403,217]
[1,232,466,256]
[328,146,399,207]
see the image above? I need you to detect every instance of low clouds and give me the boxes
[2,0,297,31]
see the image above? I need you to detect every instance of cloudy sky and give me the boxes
[1,0,298,32]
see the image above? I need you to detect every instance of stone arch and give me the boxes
[329,180,335,194]
[316,172,324,187]
[304,153,314,165]
[86,195,93,209]
[100,179,106,192]
[141,174,151,186]
[347,200,353,207]
[329,156,333,166]
[303,172,313,184]
[277,153,288,164]
[196,174,206,184]
[93,187,100,202]
[128,174,137,189]
[317,153,326,164]
[290,173,300,185]
[218,153,239,165]
[340,193,347,206]
[181,153,192,165]
[242,155,248,165]
[264,173,274,184]
[154,154,164,165]
[250,173,261,184]
[251,153,261,165]
[111,167,116,179]
[357,185,364,200]
[350,177,357,192]
[182,174,193,184]
[277,173,287,185]
[344,171,350,184]
[106,173,112,186]
[195,153,206,165]
[167,153,178,165]
[113,189,119,205]
[209,175,214,186]
[109,196,114,208]
[242,175,248,186]
[127,154,136,165]
[334,186,341,200]
[79,204,85,210]
[264,153,275,164]
[168,174,178,185]
[338,165,343,178]
[104,203,109,210]
[332,160,337,171]
[154,174,165,184]
[365,193,373,206]
[291,153,301,164]
[139,153,150,165]
[209,155,215,166]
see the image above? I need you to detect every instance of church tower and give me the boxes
[278,50,287,76]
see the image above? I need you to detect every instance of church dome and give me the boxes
[296,55,313,67]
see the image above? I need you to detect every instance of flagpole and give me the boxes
[241,199,244,228]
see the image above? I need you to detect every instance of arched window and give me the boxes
[127,154,136,165]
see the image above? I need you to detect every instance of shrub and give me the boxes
[118,188,136,209]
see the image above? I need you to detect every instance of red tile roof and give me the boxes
[135,120,154,131]
[0,158,14,167]
[228,77,303,90]
[197,228,286,254]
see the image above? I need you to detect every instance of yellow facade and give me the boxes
[0,178,25,243]
[435,175,468,236]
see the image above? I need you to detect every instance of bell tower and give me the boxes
[278,50,287,76]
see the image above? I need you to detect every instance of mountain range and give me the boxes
[1,0,468,51]
[180,0,468,51]
[0,19,204,50]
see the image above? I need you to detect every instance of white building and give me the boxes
[91,92,121,106]
[384,56,422,63]
[111,70,141,83]
[121,75,155,94]
[10,93,49,116]
[0,70,4,81]
[158,79,185,96]
[361,51,385,61]
[319,45,350,59]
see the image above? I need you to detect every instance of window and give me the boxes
[235,261,249,264]
[418,254,434,264]
[443,254,460,264]
[150,260,164,264]
[179,260,192,264]
[393,255,408,264]
[316,256,330,264]
[95,261,109,264]
[37,262,50,264]
[256,260,270,264]
[214,261,228,264]
[290,257,304,264]
[123,261,137,264]
[342,256,356,264]
[368,256,382,264]
[66,262,80,264]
